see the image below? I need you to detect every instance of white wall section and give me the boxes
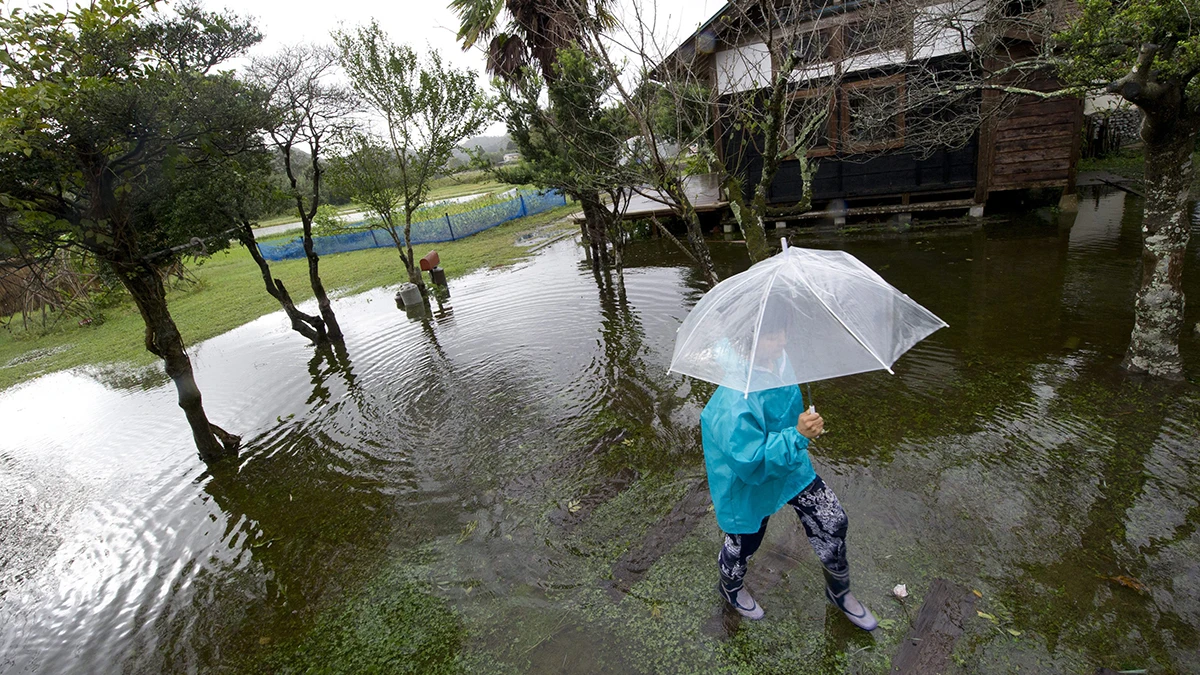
[715,42,772,93]
[912,0,987,59]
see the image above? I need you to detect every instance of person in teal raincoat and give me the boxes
[701,329,877,629]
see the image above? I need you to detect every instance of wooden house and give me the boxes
[658,0,1084,223]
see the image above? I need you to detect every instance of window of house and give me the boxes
[791,28,834,64]
[783,89,835,157]
[844,13,909,56]
[1000,0,1046,17]
[842,77,905,150]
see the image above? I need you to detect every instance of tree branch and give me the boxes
[1108,43,1170,109]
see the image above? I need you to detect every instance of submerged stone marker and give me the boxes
[890,578,975,675]
[605,478,712,599]
[396,282,422,308]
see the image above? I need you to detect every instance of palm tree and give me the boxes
[453,0,622,271]
[450,0,615,81]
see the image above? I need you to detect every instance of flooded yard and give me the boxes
[1,187,1198,673]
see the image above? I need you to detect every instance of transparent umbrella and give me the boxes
[669,239,947,395]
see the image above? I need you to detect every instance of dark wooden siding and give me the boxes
[989,95,1081,190]
[807,140,977,201]
[744,137,978,204]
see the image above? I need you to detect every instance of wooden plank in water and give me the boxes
[790,198,976,220]
[890,578,975,675]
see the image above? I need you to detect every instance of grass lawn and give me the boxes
[253,203,361,230]
[1079,145,1200,196]
[426,170,508,201]
[252,187,539,247]
[0,205,579,392]
[251,172,513,231]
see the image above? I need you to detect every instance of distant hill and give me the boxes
[459,134,513,154]
[450,134,514,168]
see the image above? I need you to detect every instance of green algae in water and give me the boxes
[254,573,464,674]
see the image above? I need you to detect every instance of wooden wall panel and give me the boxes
[989,93,1082,191]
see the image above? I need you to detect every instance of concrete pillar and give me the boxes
[723,222,734,233]
[774,220,787,229]
[968,204,985,218]
[834,216,847,227]
[1058,192,1079,213]
[896,212,913,225]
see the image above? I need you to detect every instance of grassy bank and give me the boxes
[0,205,579,392]
[250,172,513,232]
[426,170,508,201]
[1079,145,1200,196]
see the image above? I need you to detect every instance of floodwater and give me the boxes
[1,187,1199,674]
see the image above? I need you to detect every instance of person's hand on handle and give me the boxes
[797,405,824,440]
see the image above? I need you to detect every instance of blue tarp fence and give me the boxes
[257,189,566,262]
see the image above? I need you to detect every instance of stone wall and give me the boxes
[1102,108,1143,144]
[1083,108,1143,157]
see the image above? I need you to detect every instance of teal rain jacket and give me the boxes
[701,384,816,534]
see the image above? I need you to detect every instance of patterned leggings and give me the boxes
[718,475,851,597]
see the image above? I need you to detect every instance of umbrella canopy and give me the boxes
[669,240,947,394]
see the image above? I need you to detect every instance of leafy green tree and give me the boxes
[325,134,412,273]
[334,23,492,296]
[500,48,636,273]
[1058,0,1199,378]
[452,0,653,278]
[0,1,270,462]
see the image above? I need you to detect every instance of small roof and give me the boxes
[652,2,734,81]
[619,173,728,219]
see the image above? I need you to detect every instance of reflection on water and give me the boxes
[1,187,1198,674]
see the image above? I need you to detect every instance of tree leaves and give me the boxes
[0,0,271,263]
[1058,0,1200,94]
[333,23,493,223]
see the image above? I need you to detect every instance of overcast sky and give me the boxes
[213,0,722,135]
[13,0,721,134]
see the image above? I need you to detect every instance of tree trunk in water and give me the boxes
[580,193,609,271]
[301,221,344,343]
[673,190,719,286]
[117,264,239,463]
[605,207,625,288]
[579,220,592,264]
[744,73,790,264]
[1125,124,1194,377]
[404,230,428,297]
[240,225,328,344]
[726,176,770,263]
[383,222,427,297]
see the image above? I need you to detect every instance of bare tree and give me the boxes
[586,0,1070,262]
[250,44,358,344]
[221,159,335,345]
[576,14,722,285]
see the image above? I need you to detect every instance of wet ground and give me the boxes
[1,187,1198,674]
